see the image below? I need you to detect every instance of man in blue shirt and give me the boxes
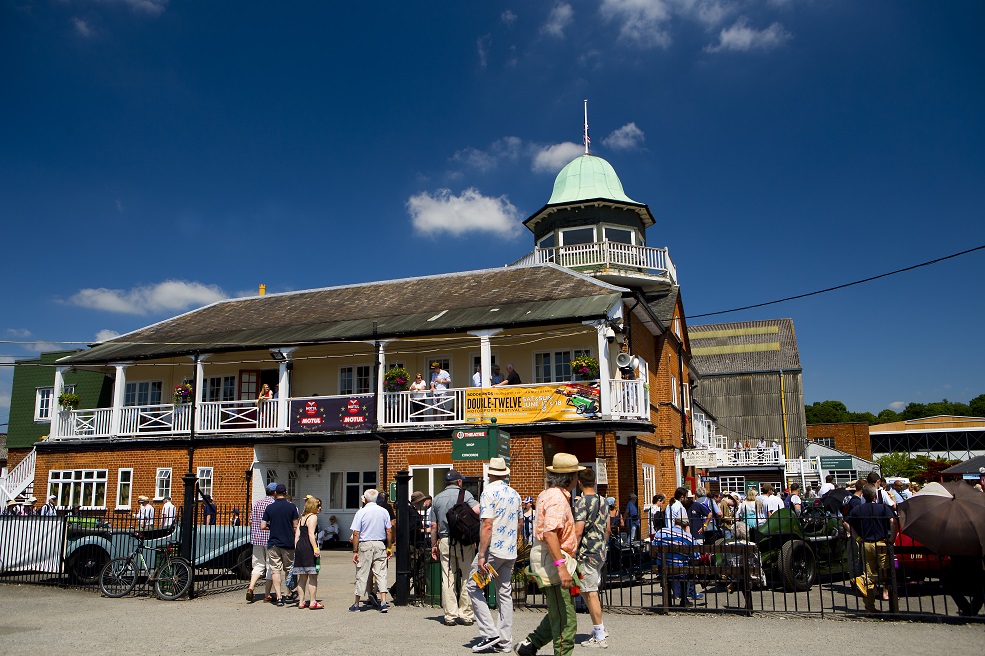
[350,488,393,612]
[261,483,299,606]
[624,493,640,543]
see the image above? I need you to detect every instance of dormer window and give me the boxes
[559,227,596,246]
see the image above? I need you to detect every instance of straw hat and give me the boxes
[545,453,585,474]
[488,456,510,476]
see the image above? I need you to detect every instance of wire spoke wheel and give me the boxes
[154,558,192,600]
[99,558,138,598]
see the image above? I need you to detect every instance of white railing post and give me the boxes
[376,340,389,428]
[110,363,128,437]
[276,347,296,430]
[50,366,67,440]
[194,354,207,434]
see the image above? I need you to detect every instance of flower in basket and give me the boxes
[384,367,411,393]
[173,383,193,404]
[571,355,599,380]
[58,392,81,410]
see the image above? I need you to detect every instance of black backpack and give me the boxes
[446,486,480,547]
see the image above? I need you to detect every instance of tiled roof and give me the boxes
[687,318,802,375]
[645,287,679,324]
[60,264,624,364]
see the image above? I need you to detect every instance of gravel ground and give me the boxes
[0,551,980,656]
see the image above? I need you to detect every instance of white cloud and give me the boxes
[407,188,522,239]
[888,401,906,411]
[705,18,791,52]
[68,281,228,315]
[5,328,32,338]
[600,0,673,49]
[531,142,584,173]
[452,137,525,173]
[120,0,169,16]
[501,10,518,26]
[95,329,121,343]
[674,0,735,28]
[603,122,646,150]
[452,147,499,172]
[542,3,574,38]
[72,17,94,38]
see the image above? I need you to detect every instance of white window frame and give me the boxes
[340,363,373,395]
[288,470,298,499]
[116,468,134,510]
[155,468,172,500]
[537,232,556,249]
[559,226,596,246]
[35,385,75,422]
[670,374,679,407]
[265,469,279,487]
[327,469,379,511]
[642,464,656,508]
[428,356,453,386]
[408,464,453,500]
[532,348,593,383]
[47,469,108,509]
[719,476,746,496]
[602,224,636,245]
[205,375,237,402]
[197,467,214,498]
[125,380,163,406]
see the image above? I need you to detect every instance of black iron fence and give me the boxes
[398,502,984,622]
[0,505,250,598]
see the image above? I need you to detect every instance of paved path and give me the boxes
[0,551,979,656]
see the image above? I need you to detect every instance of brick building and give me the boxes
[2,152,698,539]
[806,422,872,460]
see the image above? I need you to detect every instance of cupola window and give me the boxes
[603,226,635,245]
[559,226,596,246]
[537,233,556,249]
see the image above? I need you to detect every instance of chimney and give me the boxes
[258,284,266,296]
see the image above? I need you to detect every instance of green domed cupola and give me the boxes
[547,154,639,205]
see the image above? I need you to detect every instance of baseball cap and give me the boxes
[445,469,463,482]
[266,482,278,492]
[275,483,287,494]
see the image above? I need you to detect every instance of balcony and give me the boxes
[709,446,785,468]
[49,379,650,440]
[511,241,677,287]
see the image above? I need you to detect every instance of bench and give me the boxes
[651,542,762,612]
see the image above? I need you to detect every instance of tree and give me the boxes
[969,394,985,417]
[876,452,921,479]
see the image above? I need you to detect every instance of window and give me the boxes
[670,374,679,407]
[156,468,172,500]
[642,464,655,508]
[719,476,746,495]
[559,226,595,245]
[603,226,634,245]
[328,470,378,510]
[48,469,108,509]
[266,469,279,487]
[340,365,372,395]
[533,349,592,383]
[830,470,858,487]
[197,467,214,498]
[537,233,556,249]
[206,375,237,402]
[35,385,75,421]
[814,437,835,448]
[409,464,452,499]
[125,381,163,406]
[683,383,691,414]
[288,470,298,499]
[239,370,259,401]
[117,469,133,509]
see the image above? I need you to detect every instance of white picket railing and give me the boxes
[512,241,676,284]
[609,379,648,419]
[120,404,191,435]
[0,448,36,504]
[711,447,785,467]
[199,399,279,433]
[383,389,466,427]
[57,408,113,438]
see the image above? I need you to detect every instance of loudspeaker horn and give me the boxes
[616,352,634,369]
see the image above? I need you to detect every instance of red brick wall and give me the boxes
[807,423,873,460]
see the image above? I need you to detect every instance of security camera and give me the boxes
[605,327,616,343]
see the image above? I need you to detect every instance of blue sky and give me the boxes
[2,1,984,428]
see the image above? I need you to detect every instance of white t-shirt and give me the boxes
[763,495,783,516]
[665,500,686,529]
[789,494,802,510]
[818,482,835,497]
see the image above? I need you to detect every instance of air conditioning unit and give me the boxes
[294,447,324,465]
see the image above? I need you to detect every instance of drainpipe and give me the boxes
[779,369,790,458]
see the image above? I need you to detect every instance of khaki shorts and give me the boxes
[251,545,272,580]
[268,546,295,573]
[579,560,603,593]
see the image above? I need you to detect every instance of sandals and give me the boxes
[309,602,324,610]
[297,601,310,609]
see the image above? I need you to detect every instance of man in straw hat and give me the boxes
[514,453,583,656]
[429,361,452,419]
[466,457,521,653]
[135,495,155,528]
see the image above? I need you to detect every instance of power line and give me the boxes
[686,244,985,320]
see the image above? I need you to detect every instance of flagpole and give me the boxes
[584,99,589,155]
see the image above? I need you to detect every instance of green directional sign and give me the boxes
[451,423,511,464]
[820,456,853,470]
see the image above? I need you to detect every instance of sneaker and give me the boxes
[368,592,381,609]
[348,603,363,612]
[444,619,457,626]
[246,589,254,603]
[473,637,501,653]
[379,602,389,613]
[579,637,608,649]
[273,598,285,607]
[514,640,537,656]
[689,592,704,600]
[474,642,511,654]
[459,618,475,626]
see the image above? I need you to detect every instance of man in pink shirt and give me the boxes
[514,453,583,656]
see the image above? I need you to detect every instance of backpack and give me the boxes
[783,494,793,510]
[446,486,480,547]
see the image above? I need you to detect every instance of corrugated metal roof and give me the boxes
[60,264,623,364]
[687,319,802,375]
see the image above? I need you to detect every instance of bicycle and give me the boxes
[98,530,193,600]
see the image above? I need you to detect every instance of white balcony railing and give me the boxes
[710,447,785,467]
[48,379,651,439]
[199,399,279,433]
[512,241,676,284]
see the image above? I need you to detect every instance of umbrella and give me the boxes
[820,488,852,515]
[896,481,985,557]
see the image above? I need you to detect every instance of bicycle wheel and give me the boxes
[100,558,138,598]
[154,557,192,600]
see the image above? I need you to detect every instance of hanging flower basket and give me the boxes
[384,367,411,393]
[173,383,193,404]
[571,355,599,381]
[58,392,81,410]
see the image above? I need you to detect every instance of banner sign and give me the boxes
[683,449,717,468]
[820,456,853,470]
[464,384,601,424]
[289,396,375,432]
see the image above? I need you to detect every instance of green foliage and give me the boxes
[806,394,985,426]
[875,452,921,478]
[383,367,411,393]
[58,392,81,409]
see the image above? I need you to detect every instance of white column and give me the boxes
[374,340,389,426]
[110,363,129,436]
[468,329,503,388]
[276,348,296,430]
[594,322,612,418]
[50,366,67,439]
[194,354,209,433]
